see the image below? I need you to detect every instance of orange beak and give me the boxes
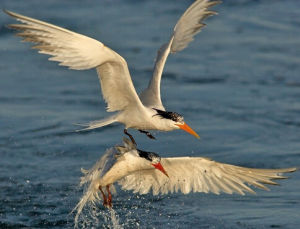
[176,122,200,139]
[152,162,169,178]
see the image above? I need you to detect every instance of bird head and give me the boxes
[153,108,200,139]
[138,149,169,177]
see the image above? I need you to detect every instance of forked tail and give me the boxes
[75,115,118,131]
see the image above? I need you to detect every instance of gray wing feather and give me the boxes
[140,0,221,109]
[118,157,296,195]
[5,10,144,112]
[171,0,221,52]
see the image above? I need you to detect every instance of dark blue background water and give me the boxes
[0,0,299,228]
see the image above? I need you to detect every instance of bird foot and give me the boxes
[103,200,112,208]
[99,185,112,208]
[106,185,112,208]
[124,129,137,146]
[139,130,156,140]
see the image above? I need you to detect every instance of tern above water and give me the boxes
[4,0,221,142]
[73,137,297,224]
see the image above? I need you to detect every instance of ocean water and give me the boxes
[0,0,299,228]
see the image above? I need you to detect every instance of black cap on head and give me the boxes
[153,108,183,122]
[137,149,161,163]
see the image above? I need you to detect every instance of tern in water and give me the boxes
[4,0,221,142]
[73,138,297,224]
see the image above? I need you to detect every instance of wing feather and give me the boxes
[5,10,144,112]
[118,157,296,195]
[140,0,221,109]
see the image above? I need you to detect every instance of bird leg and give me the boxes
[123,129,137,146]
[106,185,112,208]
[139,130,156,140]
[99,186,108,207]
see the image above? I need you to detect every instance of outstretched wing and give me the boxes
[118,157,296,195]
[5,10,144,112]
[139,0,221,110]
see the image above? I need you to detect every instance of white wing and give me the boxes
[5,10,144,112]
[140,0,221,110]
[118,157,296,195]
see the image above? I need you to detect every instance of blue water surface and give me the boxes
[0,0,299,228]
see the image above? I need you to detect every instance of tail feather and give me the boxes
[72,147,118,227]
[75,115,117,131]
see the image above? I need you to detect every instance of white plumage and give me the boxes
[120,157,294,196]
[73,138,297,225]
[140,0,221,109]
[5,9,144,113]
[4,0,220,139]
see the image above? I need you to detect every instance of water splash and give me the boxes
[72,145,126,228]
[74,205,123,229]
[109,208,123,229]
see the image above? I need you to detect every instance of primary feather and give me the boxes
[119,157,296,195]
[4,9,143,113]
[140,0,221,109]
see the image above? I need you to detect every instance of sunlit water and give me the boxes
[0,0,300,228]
